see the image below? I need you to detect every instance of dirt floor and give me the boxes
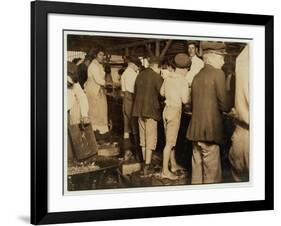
[67,112,236,191]
[67,153,190,191]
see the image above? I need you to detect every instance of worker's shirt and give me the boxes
[121,66,138,93]
[160,72,189,108]
[160,69,170,80]
[185,55,204,86]
[235,45,249,125]
[86,59,105,96]
[67,80,89,124]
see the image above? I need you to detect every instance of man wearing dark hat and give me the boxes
[132,56,164,170]
[160,53,190,180]
[121,56,142,140]
[186,41,231,184]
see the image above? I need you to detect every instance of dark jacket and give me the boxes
[186,64,231,144]
[77,63,88,89]
[132,68,163,121]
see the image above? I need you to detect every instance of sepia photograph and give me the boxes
[65,31,250,192]
[30,1,273,223]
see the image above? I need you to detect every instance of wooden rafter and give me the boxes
[160,40,172,59]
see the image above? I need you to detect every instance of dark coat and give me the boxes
[132,68,163,121]
[186,64,231,144]
[77,63,88,89]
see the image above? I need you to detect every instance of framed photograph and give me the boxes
[31,0,274,224]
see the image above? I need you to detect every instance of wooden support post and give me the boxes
[160,40,172,59]
[155,40,160,56]
[146,43,154,57]
[198,41,203,57]
[125,47,129,56]
[131,47,137,56]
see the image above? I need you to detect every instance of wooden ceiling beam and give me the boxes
[107,39,159,51]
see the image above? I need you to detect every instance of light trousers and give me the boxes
[138,117,157,150]
[191,142,222,184]
[122,92,138,135]
[229,125,249,182]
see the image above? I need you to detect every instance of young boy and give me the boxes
[160,53,190,180]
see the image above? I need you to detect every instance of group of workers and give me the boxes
[67,40,249,185]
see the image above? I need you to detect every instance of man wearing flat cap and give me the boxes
[160,53,190,180]
[132,56,163,171]
[186,41,231,184]
[121,56,141,141]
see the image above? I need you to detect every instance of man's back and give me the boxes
[132,68,163,121]
[160,72,189,107]
[186,64,231,144]
[121,67,138,93]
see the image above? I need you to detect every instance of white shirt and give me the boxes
[160,69,170,80]
[235,45,249,124]
[185,55,204,86]
[86,59,105,95]
[160,72,189,108]
[67,82,89,121]
[121,66,138,93]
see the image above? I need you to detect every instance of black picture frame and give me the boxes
[31,0,274,224]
